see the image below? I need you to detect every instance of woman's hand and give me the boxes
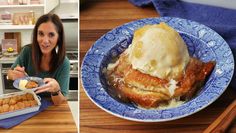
[7,66,27,80]
[36,78,66,105]
[35,78,60,94]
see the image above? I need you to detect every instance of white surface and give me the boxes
[0,4,44,8]
[52,2,78,19]
[182,0,236,9]
[62,21,78,50]
[0,56,16,64]
[60,0,78,4]
[0,25,34,30]
[44,0,59,13]
[68,101,78,127]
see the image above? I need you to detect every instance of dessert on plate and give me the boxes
[25,80,39,89]
[19,79,39,89]
[105,22,215,109]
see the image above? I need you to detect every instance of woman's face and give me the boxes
[37,21,59,55]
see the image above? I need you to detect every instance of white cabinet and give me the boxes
[60,0,78,4]
[44,0,59,14]
[0,0,59,47]
[52,0,78,19]
[0,0,59,30]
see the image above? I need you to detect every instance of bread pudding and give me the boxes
[19,80,39,89]
[0,93,38,113]
[25,80,39,89]
[105,23,215,109]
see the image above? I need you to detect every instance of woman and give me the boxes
[7,13,70,105]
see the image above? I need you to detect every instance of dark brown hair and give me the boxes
[32,13,66,74]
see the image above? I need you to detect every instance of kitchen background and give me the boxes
[0,0,78,126]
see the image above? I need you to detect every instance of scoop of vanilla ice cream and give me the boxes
[128,22,190,80]
[19,79,28,89]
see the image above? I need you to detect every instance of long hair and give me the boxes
[32,13,66,74]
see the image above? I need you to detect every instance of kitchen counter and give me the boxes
[0,101,77,133]
[0,56,16,64]
[80,0,236,133]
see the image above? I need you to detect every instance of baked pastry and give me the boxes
[105,23,215,109]
[106,53,215,108]
[0,93,38,114]
[25,80,39,89]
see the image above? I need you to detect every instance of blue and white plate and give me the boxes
[13,77,45,91]
[81,17,234,122]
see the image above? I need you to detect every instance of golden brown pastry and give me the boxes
[25,80,39,89]
[23,101,31,107]
[29,100,37,107]
[106,53,215,108]
[21,95,28,101]
[0,99,3,106]
[2,98,10,105]
[14,104,20,110]
[0,106,3,113]
[9,98,17,105]
[26,93,34,100]
[0,93,38,114]
[15,95,22,102]
[9,105,15,112]
[2,104,9,112]
[17,102,25,109]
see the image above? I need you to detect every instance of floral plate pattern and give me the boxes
[81,17,234,122]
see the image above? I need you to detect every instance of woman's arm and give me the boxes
[51,91,67,105]
[7,46,30,80]
[35,78,67,105]
[35,58,70,105]
[7,66,28,80]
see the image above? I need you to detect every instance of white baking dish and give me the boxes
[0,90,41,120]
[182,0,236,9]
